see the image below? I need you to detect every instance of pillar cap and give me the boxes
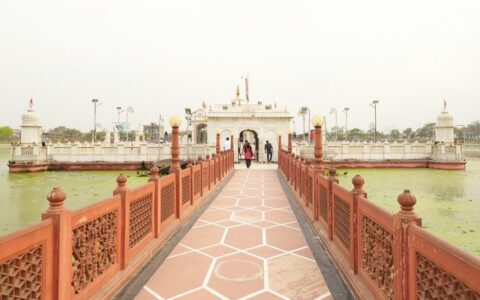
[116,173,127,187]
[169,115,182,127]
[311,115,324,127]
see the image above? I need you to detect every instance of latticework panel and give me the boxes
[319,185,328,222]
[182,176,191,205]
[161,183,175,222]
[416,252,480,299]
[129,193,152,249]
[72,210,118,294]
[334,196,350,250]
[0,245,43,299]
[361,216,394,299]
[202,166,208,190]
[194,170,201,196]
[307,176,313,205]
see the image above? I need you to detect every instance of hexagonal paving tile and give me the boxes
[224,225,263,249]
[265,210,297,224]
[268,254,329,299]
[181,224,225,249]
[264,198,290,208]
[266,226,307,251]
[233,209,263,223]
[174,288,222,300]
[247,246,283,259]
[200,244,238,258]
[144,252,212,298]
[209,252,264,299]
[200,209,232,223]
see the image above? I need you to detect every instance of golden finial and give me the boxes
[236,86,240,98]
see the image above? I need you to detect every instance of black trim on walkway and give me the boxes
[276,171,355,300]
[114,171,236,300]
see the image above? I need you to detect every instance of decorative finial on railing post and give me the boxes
[197,155,203,162]
[115,174,128,193]
[187,158,193,168]
[397,189,417,215]
[149,166,160,181]
[46,187,67,212]
[328,166,339,183]
[351,175,367,198]
[206,154,210,160]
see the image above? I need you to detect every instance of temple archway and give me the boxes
[239,129,259,161]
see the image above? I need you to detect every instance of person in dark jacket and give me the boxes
[264,140,273,163]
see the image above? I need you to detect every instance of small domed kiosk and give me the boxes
[435,101,454,144]
[20,101,43,145]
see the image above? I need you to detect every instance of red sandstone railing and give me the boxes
[278,149,480,299]
[0,149,235,300]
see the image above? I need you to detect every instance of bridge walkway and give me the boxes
[122,168,352,300]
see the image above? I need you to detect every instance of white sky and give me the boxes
[1,0,479,133]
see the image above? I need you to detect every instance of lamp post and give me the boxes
[343,107,350,141]
[329,108,338,141]
[298,106,310,143]
[185,108,192,159]
[370,100,379,143]
[92,99,100,142]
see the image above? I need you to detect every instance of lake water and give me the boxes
[0,144,479,256]
[0,144,147,235]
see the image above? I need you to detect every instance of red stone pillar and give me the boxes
[351,174,366,274]
[114,174,128,269]
[231,134,234,168]
[393,190,421,300]
[206,154,211,190]
[311,115,324,174]
[216,130,220,154]
[148,166,160,238]
[288,132,293,154]
[169,116,182,174]
[42,187,73,299]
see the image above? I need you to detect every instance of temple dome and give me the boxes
[435,110,453,128]
[21,109,42,127]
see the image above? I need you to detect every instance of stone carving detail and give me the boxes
[129,194,152,249]
[72,210,117,294]
[0,244,43,299]
[194,170,201,196]
[416,252,480,299]
[334,196,350,250]
[182,176,191,205]
[361,216,394,298]
[319,185,328,222]
[446,146,456,154]
[161,183,175,222]
[302,171,307,198]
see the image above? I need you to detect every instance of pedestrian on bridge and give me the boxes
[243,140,253,168]
[265,140,273,163]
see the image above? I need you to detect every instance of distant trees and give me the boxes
[0,126,13,142]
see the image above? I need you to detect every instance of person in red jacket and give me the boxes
[243,140,254,168]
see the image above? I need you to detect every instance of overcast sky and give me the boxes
[1,0,479,133]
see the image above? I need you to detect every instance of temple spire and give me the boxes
[236,86,240,98]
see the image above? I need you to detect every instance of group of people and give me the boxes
[241,140,274,168]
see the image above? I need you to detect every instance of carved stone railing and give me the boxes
[277,148,480,299]
[0,149,235,299]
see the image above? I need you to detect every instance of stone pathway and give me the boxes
[134,169,332,300]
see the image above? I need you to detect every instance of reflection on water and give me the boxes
[1,144,479,256]
[0,144,147,234]
[337,159,480,256]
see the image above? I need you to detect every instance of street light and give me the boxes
[329,108,338,141]
[298,106,311,143]
[92,99,100,143]
[370,100,379,143]
[343,107,350,141]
